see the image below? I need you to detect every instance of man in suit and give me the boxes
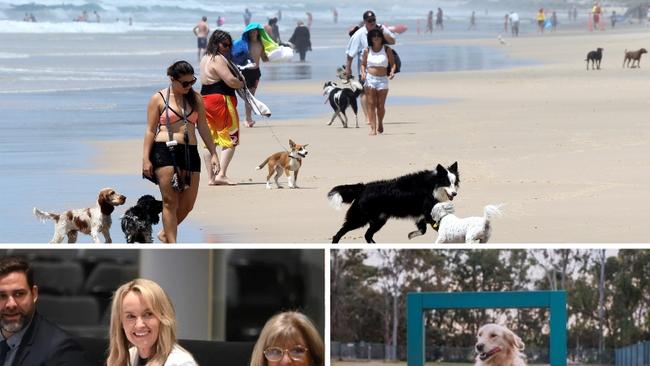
[0,256,90,365]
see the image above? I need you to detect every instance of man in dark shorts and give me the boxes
[193,16,210,62]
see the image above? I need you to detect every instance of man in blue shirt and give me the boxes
[0,257,89,366]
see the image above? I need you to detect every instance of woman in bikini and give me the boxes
[142,60,219,243]
[200,29,245,185]
[360,28,396,136]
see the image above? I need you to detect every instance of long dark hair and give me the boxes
[366,28,387,49]
[166,60,198,111]
[206,29,233,59]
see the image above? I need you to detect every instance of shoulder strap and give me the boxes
[164,87,174,143]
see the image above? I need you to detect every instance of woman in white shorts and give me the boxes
[361,28,396,135]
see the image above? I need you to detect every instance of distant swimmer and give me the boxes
[193,16,210,62]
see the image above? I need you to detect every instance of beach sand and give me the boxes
[90,29,650,243]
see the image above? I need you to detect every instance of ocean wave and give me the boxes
[0,52,29,59]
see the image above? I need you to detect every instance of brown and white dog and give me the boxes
[474,324,526,366]
[34,188,126,243]
[623,48,647,68]
[255,140,308,189]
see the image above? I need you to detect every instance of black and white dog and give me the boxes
[323,80,363,128]
[120,194,163,243]
[328,162,459,243]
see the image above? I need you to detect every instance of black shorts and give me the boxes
[242,67,261,89]
[150,142,201,172]
[197,37,207,49]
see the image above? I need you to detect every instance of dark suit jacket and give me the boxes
[13,312,90,366]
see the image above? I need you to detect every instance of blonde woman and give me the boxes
[107,279,198,366]
[250,311,324,366]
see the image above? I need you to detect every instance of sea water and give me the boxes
[0,0,535,242]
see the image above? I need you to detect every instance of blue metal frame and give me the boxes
[407,291,567,366]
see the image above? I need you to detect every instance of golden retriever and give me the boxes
[474,323,526,366]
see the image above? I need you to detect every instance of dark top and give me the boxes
[201,80,236,97]
[289,26,311,51]
[12,312,90,365]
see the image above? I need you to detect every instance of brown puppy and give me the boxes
[623,48,647,68]
[256,140,308,189]
[34,188,127,243]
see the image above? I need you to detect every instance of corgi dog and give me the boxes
[256,140,308,189]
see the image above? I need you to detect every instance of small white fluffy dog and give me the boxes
[475,323,526,366]
[431,202,502,243]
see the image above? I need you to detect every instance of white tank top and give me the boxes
[367,47,388,68]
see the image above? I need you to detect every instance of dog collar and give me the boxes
[430,221,439,231]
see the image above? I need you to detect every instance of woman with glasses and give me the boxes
[106,278,198,366]
[142,60,219,243]
[250,311,324,366]
[360,28,396,136]
[200,29,244,186]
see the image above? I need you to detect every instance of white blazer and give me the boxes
[129,344,198,366]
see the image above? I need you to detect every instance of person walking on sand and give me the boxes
[360,28,396,136]
[345,10,396,123]
[551,11,558,32]
[142,61,220,243]
[193,16,210,62]
[468,11,476,30]
[200,30,244,186]
[289,21,311,62]
[611,11,617,28]
[243,8,252,26]
[426,11,433,33]
[509,11,519,36]
[231,23,270,127]
[436,8,444,30]
[536,8,546,34]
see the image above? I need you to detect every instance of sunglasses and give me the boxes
[263,345,309,362]
[366,18,376,23]
[175,77,197,88]
[220,42,232,48]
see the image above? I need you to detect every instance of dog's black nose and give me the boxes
[451,191,457,197]
[476,343,484,352]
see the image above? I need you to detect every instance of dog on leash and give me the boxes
[431,202,502,243]
[585,47,603,70]
[475,324,526,366]
[328,162,459,243]
[323,80,363,128]
[623,48,647,68]
[34,188,126,243]
[256,139,308,189]
[120,194,163,243]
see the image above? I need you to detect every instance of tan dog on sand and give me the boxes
[256,139,308,189]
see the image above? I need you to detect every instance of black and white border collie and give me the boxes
[323,80,363,128]
[328,162,459,243]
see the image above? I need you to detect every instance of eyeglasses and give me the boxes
[175,77,197,88]
[263,345,309,362]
